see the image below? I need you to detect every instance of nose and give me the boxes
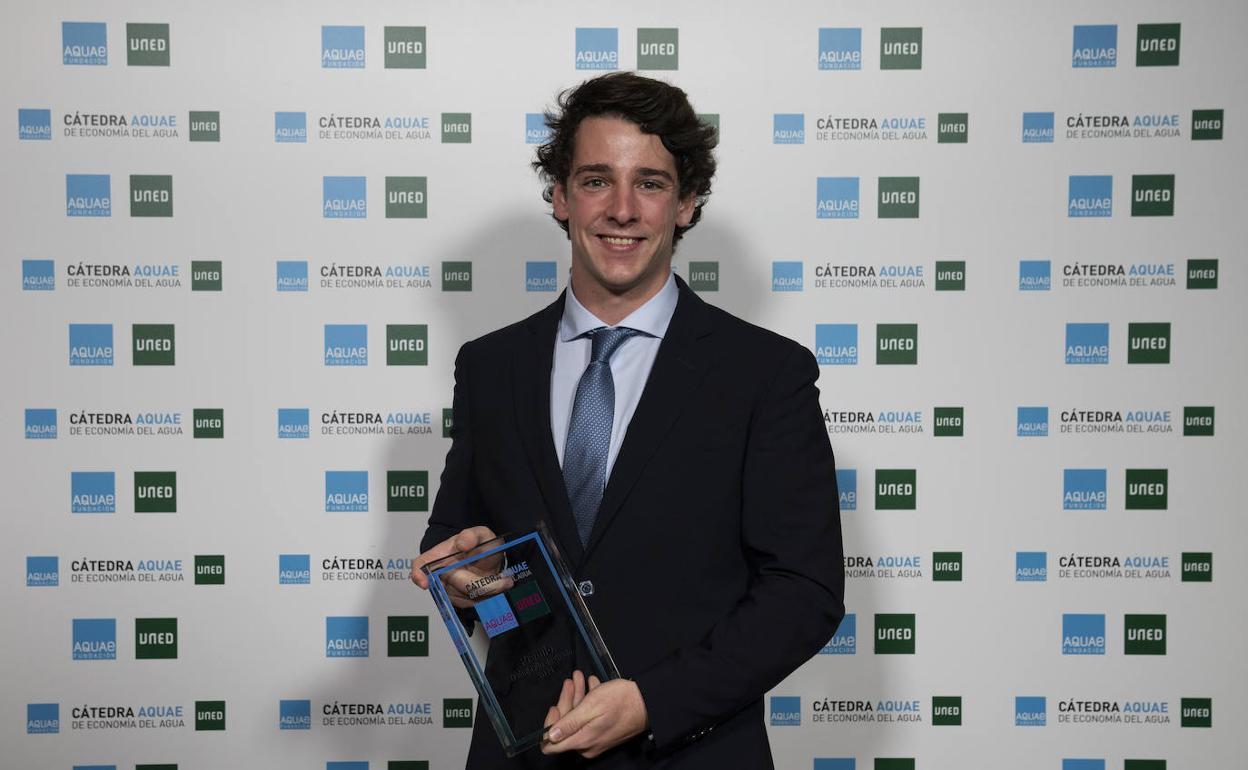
[606,184,638,226]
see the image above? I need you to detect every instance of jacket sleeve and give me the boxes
[421,341,485,554]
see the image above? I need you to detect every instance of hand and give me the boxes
[541,671,649,759]
[409,526,510,607]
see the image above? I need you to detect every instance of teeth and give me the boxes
[603,236,639,245]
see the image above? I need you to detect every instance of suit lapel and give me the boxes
[583,279,716,559]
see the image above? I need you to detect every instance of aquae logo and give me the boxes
[1016,552,1047,582]
[475,594,519,638]
[1136,24,1180,67]
[1061,613,1105,655]
[385,26,426,69]
[1022,112,1055,143]
[820,613,856,654]
[275,112,307,143]
[772,261,802,292]
[1063,469,1106,510]
[818,28,861,70]
[127,23,169,67]
[836,469,856,511]
[1063,761,1104,770]
[575,28,618,70]
[326,616,369,657]
[19,109,52,140]
[278,408,310,439]
[22,259,55,290]
[279,554,311,584]
[72,471,115,513]
[1073,25,1117,68]
[63,22,108,65]
[73,618,117,660]
[326,470,368,512]
[773,114,804,144]
[277,261,308,292]
[880,28,922,70]
[878,177,919,218]
[1017,407,1049,437]
[280,699,311,730]
[324,176,366,218]
[325,324,367,366]
[26,408,57,439]
[27,703,59,734]
[769,696,800,726]
[323,26,365,68]
[1016,696,1046,726]
[813,760,855,770]
[637,28,678,70]
[525,113,552,144]
[815,324,857,365]
[1019,260,1051,291]
[1065,323,1109,364]
[816,177,859,219]
[874,613,915,654]
[1068,175,1112,217]
[27,556,59,587]
[66,174,111,217]
[526,261,557,292]
[875,469,916,510]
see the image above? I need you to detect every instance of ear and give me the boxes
[552,181,570,222]
[675,192,696,228]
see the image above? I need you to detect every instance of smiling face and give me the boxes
[553,116,695,310]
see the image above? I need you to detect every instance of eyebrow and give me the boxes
[572,163,676,183]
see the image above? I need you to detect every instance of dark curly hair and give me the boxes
[533,72,718,243]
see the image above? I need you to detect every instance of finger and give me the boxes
[571,670,586,709]
[454,525,497,552]
[543,705,560,729]
[556,677,575,716]
[546,708,600,752]
[410,532,466,588]
[588,675,602,690]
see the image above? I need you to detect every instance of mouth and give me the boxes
[597,235,645,250]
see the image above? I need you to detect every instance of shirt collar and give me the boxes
[560,271,679,342]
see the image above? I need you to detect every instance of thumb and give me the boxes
[547,709,588,743]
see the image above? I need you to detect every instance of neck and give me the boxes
[569,270,669,327]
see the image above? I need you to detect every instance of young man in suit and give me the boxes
[411,72,844,769]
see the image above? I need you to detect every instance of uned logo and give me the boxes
[820,613,855,654]
[72,471,115,513]
[1186,259,1218,290]
[134,471,177,513]
[836,468,856,511]
[194,554,225,585]
[575,28,618,70]
[772,261,803,292]
[275,112,307,143]
[135,617,177,659]
[22,259,55,291]
[637,28,678,71]
[525,113,552,144]
[26,408,57,439]
[937,113,968,144]
[27,556,59,587]
[322,26,365,68]
[192,408,224,440]
[324,324,368,366]
[385,177,427,218]
[769,696,800,726]
[73,617,117,660]
[195,699,225,731]
[933,407,963,437]
[276,260,308,292]
[191,260,222,291]
[1191,109,1223,141]
[1017,406,1049,437]
[279,553,311,584]
[1073,25,1117,68]
[526,261,558,292]
[874,613,915,654]
[62,21,108,65]
[126,23,170,67]
[1180,697,1211,728]
[279,699,311,730]
[66,174,111,217]
[1131,174,1174,217]
[1125,468,1167,510]
[1127,322,1170,364]
[132,323,175,366]
[932,696,961,726]
[385,26,426,69]
[323,176,366,219]
[443,698,474,727]
[1068,175,1112,217]
[1136,23,1180,67]
[1063,468,1106,510]
[189,110,220,142]
[773,113,804,145]
[1015,551,1047,582]
[1019,260,1051,291]
[815,324,857,365]
[1181,552,1212,582]
[816,177,859,219]
[325,470,369,512]
[1061,613,1105,655]
[507,581,552,623]
[875,469,916,510]
[688,261,718,292]
[1022,112,1055,143]
[69,323,114,366]
[1065,323,1109,365]
[442,407,454,438]
[130,175,173,217]
[934,260,965,291]
[326,616,369,657]
[876,323,918,365]
[1182,406,1214,437]
[1124,614,1166,655]
[27,703,59,734]
[442,261,472,291]
[387,615,429,656]
[880,27,922,70]
[878,177,920,218]
[278,408,310,439]
[1015,696,1046,726]
[387,325,428,366]
[932,551,962,581]
[818,28,861,70]
[387,470,428,512]
[18,109,52,140]
[441,112,471,143]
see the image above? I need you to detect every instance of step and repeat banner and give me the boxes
[4,1,1245,768]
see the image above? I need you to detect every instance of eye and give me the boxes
[581,177,607,189]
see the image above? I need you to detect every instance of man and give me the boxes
[411,72,843,768]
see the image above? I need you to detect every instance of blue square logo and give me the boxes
[1017,406,1049,437]
[526,261,558,292]
[63,22,108,65]
[1019,260,1051,291]
[1016,551,1047,582]
[19,109,52,140]
[773,114,805,144]
[772,261,803,292]
[816,324,858,365]
[475,594,520,638]
[322,26,365,68]
[325,470,368,512]
[325,324,368,366]
[279,554,311,585]
[1064,469,1107,510]
[327,764,369,770]
[836,468,857,511]
[1073,25,1117,68]
[326,616,369,657]
[277,408,310,439]
[575,28,618,70]
[66,174,111,217]
[1022,112,1055,143]
[323,176,366,219]
[23,259,55,291]
[27,703,59,734]
[1015,696,1046,726]
[1065,323,1110,364]
[72,618,116,660]
[1068,175,1113,217]
[814,761,855,770]
[1063,761,1105,770]
[1062,613,1106,655]
[818,28,862,70]
[72,471,116,513]
[26,408,57,439]
[27,556,59,587]
[69,323,114,366]
[275,112,307,143]
[769,696,801,726]
[816,177,859,219]
[279,699,311,730]
[276,260,308,292]
[525,113,552,144]
[820,613,856,654]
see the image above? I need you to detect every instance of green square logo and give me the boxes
[1181,552,1212,582]
[874,613,915,654]
[637,28,678,70]
[133,324,175,366]
[385,26,426,69]
[1136,23,1180,67]
[136,617,177,659]
[194,554,225,585]
[1127,322,1170,364]
[130,175,173,217]
[387,615,429,657]
[688,261,718,291]
[1125,468,1168,510]
[1186,259,1217,289]
[1183,406,1214,436]
[877,324,918,365]
[127,23,170,66]
[1192,109,1223,140]
[1131,174,1174,217]
[387,324,428,366]
[937,113,968,143]
[933,407,963,437]
[932,696,961,726]
[386,176,427,219]
[878,177,920,218]
[135,471,177,513]
[876,469,916,510]
[934,261,965,291]
[443,698,473,728]
[507,581,552,623]
[442,408,454,438]
[881,27,922,69]
[195,700,225,731]
[1124,762,1166,770]
[441,113,472,143]
[932,551,962,582]
[442,261,472,291]
[189,111,219,142]
[389,763,429,770]
[191,260,222,291]
[387,470,429,512]
[875,762,915,770]
[697,113,720,137]
[1124,614,1166,655]
[1180,698,1211,728]
[193,409,224,439]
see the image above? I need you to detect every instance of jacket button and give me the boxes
[578,580,594,597]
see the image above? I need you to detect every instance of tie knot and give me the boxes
[589,327,639,363]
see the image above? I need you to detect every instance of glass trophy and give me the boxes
[423,522,619,756]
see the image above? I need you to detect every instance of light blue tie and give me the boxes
[563,327,640,546]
